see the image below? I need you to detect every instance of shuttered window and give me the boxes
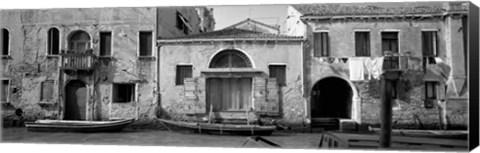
[314,32,329,57]
[422,31,437,56]
[355,32,370,56]
[269,65,286,86]
[425,81,438,99]
[176,65,193,85]
[381,32,398,54]
[99,32,112,57]
[113,83,135,103]
[139,31,152,57]
[47,28,60,55]
[41,80,54,101]
[1,80,9,102]
[1,28,9,56]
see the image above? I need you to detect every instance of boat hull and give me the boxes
[25,119,134,133]
[159,119,275,136]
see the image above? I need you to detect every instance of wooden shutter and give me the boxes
[321,33,329,56]
[266,78,280,116]
[313,33,322,57]
[437,82,446,100]
[355,32,370,56]
[195,77,207,114]
[184,78,197,114]
[253,77,267,114]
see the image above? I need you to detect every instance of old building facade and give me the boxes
[1,7,214,124]
[289,2,469,129]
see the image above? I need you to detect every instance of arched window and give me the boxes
[68,30,90,53]
[1,28,10,56]
[47,28,60,55]
[209,50,252,68]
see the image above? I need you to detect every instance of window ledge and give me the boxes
[1,55,12,59]
[98,56,115,60]
[138,56,156,61]
[46,55,60,58]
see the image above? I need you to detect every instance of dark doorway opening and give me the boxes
[311,77,353,119]
[64,80,87,120]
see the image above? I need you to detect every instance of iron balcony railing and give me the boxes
[382,52,410,71]
[60,50,96,70]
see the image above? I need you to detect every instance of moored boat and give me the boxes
[25,119,134,132]
[158,118,276,135]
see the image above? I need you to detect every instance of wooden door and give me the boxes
[207,78,252,112]
[64,80,87,120]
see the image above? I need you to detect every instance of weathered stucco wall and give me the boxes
[303,16,468,129]
[159,41,305,125]
[156,7,204,38]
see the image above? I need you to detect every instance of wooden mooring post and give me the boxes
[379,72,400,148]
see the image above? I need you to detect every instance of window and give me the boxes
[355,32,370,56]
[1,28,9,56]
[269,65,286,86]
[425,81,437,99]
[47,28,60,55]
[99,32,112,57]
[176,65,193,85]
[41,80,54,101]
[176,12,191,35]
[1,79,10,102]
[69,31,91,53]
[139,31,152,57]
[313,32,329,57]
[422,31,437,56]
[391,81,398,99]
[381,32,399,54]
[209,50,252,68]
[113,83,135,103]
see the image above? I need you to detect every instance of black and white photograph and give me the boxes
[0,0,478,152]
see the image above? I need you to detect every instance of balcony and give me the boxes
[382,52,409,71]
[60,51,96,70]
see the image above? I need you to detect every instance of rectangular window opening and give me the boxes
[100,32,112,57]
[47,29,60,55]
[355,32,370,56]
[41,80,54,101]
[176,65,193,85]
[139,31,152,57]
[314,32,329,57]
[113,83,135,103]
[425,81,438,99]
[269,65,287,86]
[1,29,9,56]
[381,32,399,54]
[422,31,437,57]
[1,80,10,102]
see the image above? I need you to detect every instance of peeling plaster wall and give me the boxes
[159,41,305,125]
[1,7,209,123]
[303,16,468,129]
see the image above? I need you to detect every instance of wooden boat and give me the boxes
[25,119,134,132]
[159,118,276,135]
[318,131,468,151]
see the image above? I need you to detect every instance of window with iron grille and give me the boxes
[1,79,9,102]
[139,31,152,57]
[314,32,329,57]
[176,65,193,85]
[422,31,437,57]
[355,32,370,56]
[1,28,9,56]
[47,28,60,55]
[381,32,399,54]
[113,83,135,103]
[269,65,286,86]
[99,32,112,57]
[41,80,54,101]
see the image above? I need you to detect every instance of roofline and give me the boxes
[223,18,280,30]
[158,37,306,43]
[299,11,468,20]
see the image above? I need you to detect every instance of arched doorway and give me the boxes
[311,77,353,119]
[206,49,253,112]
[64,80,87,120]
[68,30,91,53]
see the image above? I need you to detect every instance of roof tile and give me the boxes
[292,4,445,16]
[162,28,303,40]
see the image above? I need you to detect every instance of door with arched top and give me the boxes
[64,80,87,120]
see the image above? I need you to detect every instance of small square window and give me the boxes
[269,65,286,86]
[113,83,135,103]
[176,65,193,85]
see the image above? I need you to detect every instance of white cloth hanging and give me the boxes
[349,57,365,81]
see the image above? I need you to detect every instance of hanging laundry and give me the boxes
[349,57,364,81]
[371,57,384,79]
[363,57,374,80]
